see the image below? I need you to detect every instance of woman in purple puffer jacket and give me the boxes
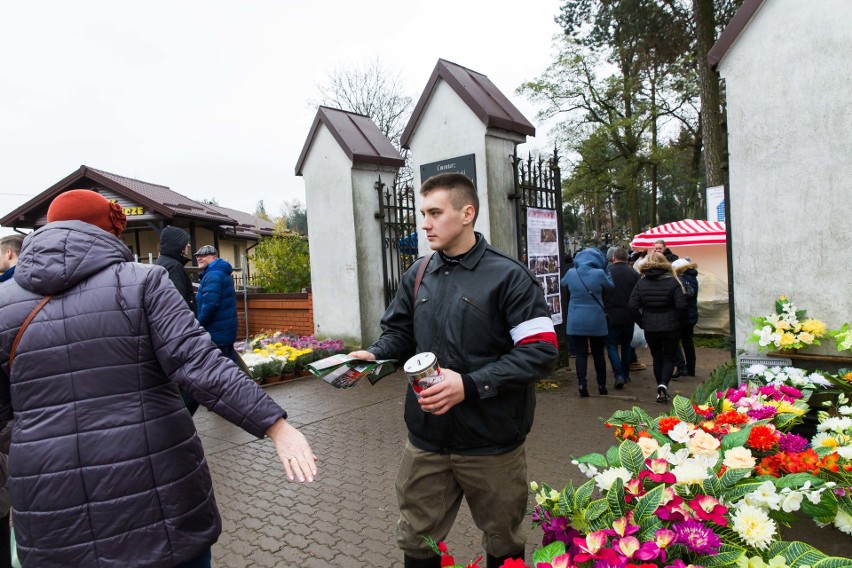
[0,190,318,568]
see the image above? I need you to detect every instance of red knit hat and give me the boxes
[47,190,127,238]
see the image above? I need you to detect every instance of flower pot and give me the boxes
[263,375,283,386]
[296,369,311,378]
[280,372,296,381]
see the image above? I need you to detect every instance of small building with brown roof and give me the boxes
[0,165,275,282]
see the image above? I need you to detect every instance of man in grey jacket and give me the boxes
[0,190,317,568]
[350,173,558,568]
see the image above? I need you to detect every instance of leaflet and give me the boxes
[306,354,396,389]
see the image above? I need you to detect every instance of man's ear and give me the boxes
[461,204,476,225]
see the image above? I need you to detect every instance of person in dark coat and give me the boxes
[653,239,679,263]
[0,190,317,568]
[629,252,688,403]
[562,247,614,397]
[155,226,196,313]
[671,258,700,377]
[603,247,639,389]
[194,245,239,363]
[0,235,20,568]
[156,226,200,415]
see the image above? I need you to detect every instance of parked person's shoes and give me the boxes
[579,387,590,398]
[614,378,625,390]
[671,367,685,379]
[656,385,669,404]
[630,362,646,371]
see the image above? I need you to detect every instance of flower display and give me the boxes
[525,390,852,568]
[830,323,852,353]
[744,365,834,393]
[235,329,346,380]
[746,296,827,352]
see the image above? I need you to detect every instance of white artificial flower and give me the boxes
[746,364,768,376]
[837,446,852,459]
[779,490,803,513]
[731,504,777,550]
[818,417,852,432]
[837,405,852,416]
[807,373,832,387]
[811,432,840,451]
[723,447,756,471]
[743,481,781,511]
[572,459,599,479]
[833,507,852,536]
[758,326,781,348]
[671,460,710,486]
[669,422,696,444]
[665,447,692,467]
[593,467,632,492]
[693,452,719,470]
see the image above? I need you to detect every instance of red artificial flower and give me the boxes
[499,558,528,568]
[716,410,749,426]
[747,424,780,452]
[441,555,456,567]
[658,417,681,435]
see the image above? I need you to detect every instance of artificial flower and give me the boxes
[672,518,722,555]
[594,467,632,492]
[730,504,777,550]
[723,447,756,471]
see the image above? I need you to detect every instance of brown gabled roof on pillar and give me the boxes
[400,59,535,149]
[708,0,767,69]
[295,106,405,176]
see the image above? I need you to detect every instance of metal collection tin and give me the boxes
[403,352,443,397]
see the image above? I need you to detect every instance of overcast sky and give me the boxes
[0,0,563,228]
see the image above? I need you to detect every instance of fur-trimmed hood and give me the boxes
[673,261,698,275]
[638,259,673,273]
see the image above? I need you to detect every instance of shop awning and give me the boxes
[631,219,726,248]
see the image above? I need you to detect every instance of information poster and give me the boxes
[526,208,562,325]
[706,185,725,222]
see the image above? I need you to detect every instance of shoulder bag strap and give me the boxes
[575,270,606,312]
[9,295,53,373]
[412,251,435,304]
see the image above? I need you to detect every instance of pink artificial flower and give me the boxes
[688,495,728,526]
[624,478,646,503]
[573,531,620,564]
[638,458,677,484]
[612,536,660,562]
[606,512,640,538]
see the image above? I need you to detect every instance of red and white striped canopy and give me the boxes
[630,219,726,248]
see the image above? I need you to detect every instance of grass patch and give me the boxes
[694,334,729,349]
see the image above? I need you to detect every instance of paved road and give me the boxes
[196,347,733,567]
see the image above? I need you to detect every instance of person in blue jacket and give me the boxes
[561,247,614,397]
[194,245,239,362]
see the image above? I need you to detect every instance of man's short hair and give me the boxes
[420,173,479,224]
[654,239,666,247]
[613,247,629,262]
[0,235,24,256]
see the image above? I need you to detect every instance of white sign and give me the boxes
[526,208,562,325]
[706,185,725,222]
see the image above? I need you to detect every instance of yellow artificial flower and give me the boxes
[779,332,797,347]
[801,318,826,336]
[798,332,815,345]
[775,400,805,416]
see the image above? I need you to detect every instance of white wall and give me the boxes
[301,125,362,343]
[718,0,852,350]
[406,80,526,255]
[407,80,489,251]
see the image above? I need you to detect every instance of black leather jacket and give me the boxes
[368,234,557,455]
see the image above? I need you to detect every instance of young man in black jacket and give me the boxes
[350,173,558,568]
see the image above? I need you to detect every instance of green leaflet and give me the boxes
[606,477,626,518]
[634,484,665,522]
[672,394,698,423]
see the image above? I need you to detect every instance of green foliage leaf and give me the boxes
[721,426,752,452]
[799,488,838,519]
[575,452,608,469]
[775,473,824,489]
[585,498,609,522]
[780,541,826,568]
[719,468,752,489]
[813,558,852,568]
[702,473,723,498]
[532,541,567,566]
[721,479,767,502]
[557,483,576,515]
[634,484,665,521]
[574,479,595,510]
[606,477,626,518]
[618,439,645,477]
[672,394,698,423]
[694,543,746,567]
[606,445,620,467]
[637,516,664,544]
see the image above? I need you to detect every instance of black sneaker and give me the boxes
[579,387,590,398]
[656,385,669,403]
[599,386,608,395]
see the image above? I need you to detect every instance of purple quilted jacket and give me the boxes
[0,221,285,567]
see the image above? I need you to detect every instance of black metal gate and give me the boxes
[511,149,568,364]
[376,176,418,307]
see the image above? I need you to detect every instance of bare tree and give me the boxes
[313,58,413,147]
[312,59,414,187]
